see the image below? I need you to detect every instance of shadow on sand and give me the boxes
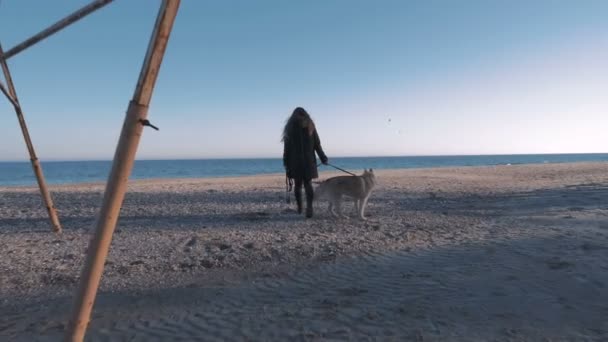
[1,232,607,341]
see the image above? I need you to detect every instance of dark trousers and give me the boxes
[293,177,314,214]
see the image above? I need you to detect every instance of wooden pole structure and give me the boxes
[3,0,114,60]
[0,43,62,233]
[64,1,180,340]
[0,80,18,107]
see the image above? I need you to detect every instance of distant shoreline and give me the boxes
[1,160,607,189]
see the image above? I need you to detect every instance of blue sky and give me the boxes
[1,0,607,161]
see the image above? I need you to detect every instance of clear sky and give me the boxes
[1,0,607,161]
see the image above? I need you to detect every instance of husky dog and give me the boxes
[314,169,377,220]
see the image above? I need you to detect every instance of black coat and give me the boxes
[283,127,328,180]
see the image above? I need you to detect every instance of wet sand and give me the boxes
[1,162,608,341]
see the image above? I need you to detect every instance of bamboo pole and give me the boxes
[3,0,114,60]
[0,43,62,233]
[64,1,180,341]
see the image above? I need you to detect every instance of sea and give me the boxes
[1,153,607,186]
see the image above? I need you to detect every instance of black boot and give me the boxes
[294,178,304,214]
[305,180,314,218]
[295,191,303,214]
[305,203,313,218]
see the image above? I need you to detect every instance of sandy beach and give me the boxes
[1,162,608,341]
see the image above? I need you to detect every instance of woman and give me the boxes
[282,107,329,218]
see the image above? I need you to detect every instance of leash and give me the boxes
[319,162,357,176]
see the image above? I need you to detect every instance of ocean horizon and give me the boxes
[1,153,607,186]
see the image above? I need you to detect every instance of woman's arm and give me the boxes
[313,130,328,164]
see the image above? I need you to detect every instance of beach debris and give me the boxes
[117,266,129,275]
[218,243,232,251]
[185,236,198,247]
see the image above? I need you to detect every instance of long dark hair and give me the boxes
[281,107,316,142]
